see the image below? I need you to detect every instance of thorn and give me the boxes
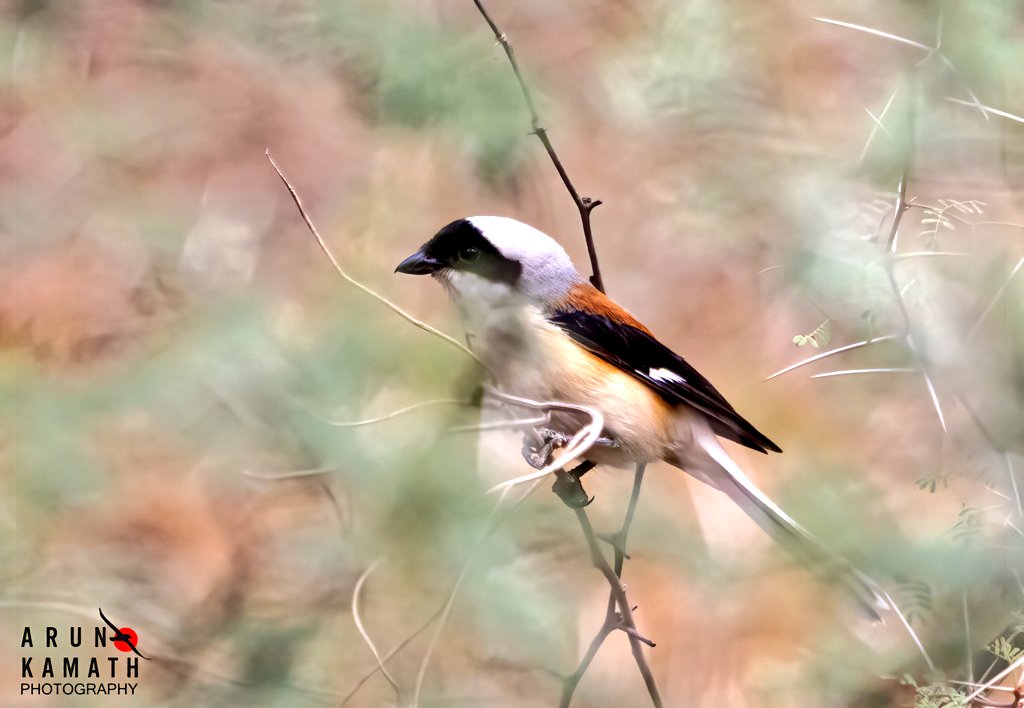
[617,623,656,647]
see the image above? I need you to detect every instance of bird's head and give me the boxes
[395,216,581,309]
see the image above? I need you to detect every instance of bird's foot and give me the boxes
[552,461,596,508]
[521,427,572,469]
[522,427,621,470]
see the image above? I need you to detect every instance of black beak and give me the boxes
[395,248,442,275]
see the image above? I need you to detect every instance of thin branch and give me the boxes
[883,167,950,433]
[470,0,605,292]
[764,334,900,381]
[936,54,989,122]
[860,88,899,163]
[947,96,1024,124]
[561,622,614,708]
[949,681,1014,693]
[814,17,988,121]
[306,399,469,428]
[969,256,1024,338]
[813,17,933,52]
[965,654,1024,702]
[811,367,917,379]
[265,150,484,366]
[243,465,339,481]
[920,369,948,433]
[351,560,401,702]
[570,506,662,707]
[894,251,970,259]
[1006,453,1023,520]
[882,590,937,672]
[965,591,974,684]
[887,171,909,253]
[562,464,648,707]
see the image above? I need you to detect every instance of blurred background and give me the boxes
[2,0,1022,706]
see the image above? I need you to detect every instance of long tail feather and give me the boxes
[677,423,890,621]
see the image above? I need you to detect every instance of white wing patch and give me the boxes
[649,367,685,384]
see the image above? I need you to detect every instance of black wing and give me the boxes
[550,311,781,454]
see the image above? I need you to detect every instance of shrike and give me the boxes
[397,215,887,618]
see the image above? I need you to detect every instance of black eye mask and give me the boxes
[423,219,522,285]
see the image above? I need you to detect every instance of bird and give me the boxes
[396,215,889,619]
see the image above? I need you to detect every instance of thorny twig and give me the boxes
[474,389,659,703]
[966,654,1024,705]
[813,16,988,120]
[561,464,655,707]
[567,499,663,708]
[883,166,949,432]
[471,0,605,293]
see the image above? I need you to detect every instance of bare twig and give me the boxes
[894,251,970,259]
[969,256,1024,338]
[243,465,339,481]
[966,654,1024,702]
[1006,453,1023,520]
[947,97,1024,124]
[569,504,662,707]
[470,0,606,292]
[920,370,948,433]
[814,17,988,120]
[964,590,974,684]
[304,399,469,428]
[813,17,932,52]
[265,150,483,366]
[886,186,950,432]
[351,560,401,702]
[765,334,900,381]
[860,88,899,163]
[883,590,937,672]
[562,464,649,707]
[887,171,909,253]
[811,367,917,379]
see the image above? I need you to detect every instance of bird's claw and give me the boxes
[552,471,593,508]
[521,427,572,469]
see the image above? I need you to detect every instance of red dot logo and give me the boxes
[111,627,139,653]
